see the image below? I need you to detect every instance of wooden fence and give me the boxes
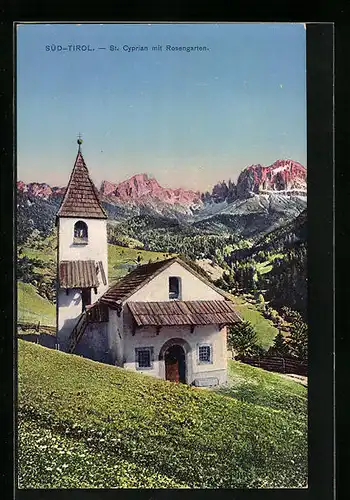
[17,323,57,349]
[17,322,56,334]
[238,355,308,376]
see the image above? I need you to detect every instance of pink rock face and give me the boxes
[17,181,28,192]
[17,181,65,199]
[236,159,307,198]
[17,159,306,207]
[100,180,117,197]
[100,173,202,206]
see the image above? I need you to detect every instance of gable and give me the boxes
[127,261,224,302]
[101,258,175,307]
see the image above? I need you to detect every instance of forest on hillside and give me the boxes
[17,185,307,321]
[108,212,308,319]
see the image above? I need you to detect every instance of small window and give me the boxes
[135,347,154,370]
[73,221,88,244]
[198,344,212,364]
[169,276,181,300]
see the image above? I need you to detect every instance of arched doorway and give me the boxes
[164,344,186,383]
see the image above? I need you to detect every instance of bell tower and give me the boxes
[56,138,109,350]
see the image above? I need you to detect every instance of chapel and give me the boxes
[56,140,241,386]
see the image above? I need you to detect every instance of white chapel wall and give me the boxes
[57,288,83,348]
[128,261,224,302]
[58,217,108,294]
[107,308,124,366]
[121,304,227,385]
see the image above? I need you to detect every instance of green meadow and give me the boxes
[229,294,278,350]
[17,282,56,326]
[18,340,307,489]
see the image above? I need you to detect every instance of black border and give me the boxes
[306,23,334,500]
[0,15,335,500]
[335,19,349,500]
[0,11,16,500]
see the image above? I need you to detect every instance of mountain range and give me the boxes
[17,159,307,243]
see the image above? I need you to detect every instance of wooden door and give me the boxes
[165,357,180,382]
[165,345,185,383]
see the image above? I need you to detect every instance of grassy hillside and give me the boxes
[17,282,56,326]
[214,359,307,416]
[18,237,279,349]
[229,294,278,350]
[18,340,307,489]
[255,252,284,276]
[107,244,175,283]
[19,232,57,263]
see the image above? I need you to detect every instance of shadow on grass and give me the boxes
[213,383,307,416]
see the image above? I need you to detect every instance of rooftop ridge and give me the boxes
[100,256,230,307]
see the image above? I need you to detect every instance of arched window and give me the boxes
[73,221,88,244]
[169,276,181,300]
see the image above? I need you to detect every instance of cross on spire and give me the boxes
[77,133,83,151]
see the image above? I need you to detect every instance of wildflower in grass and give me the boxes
[18,341,307,489]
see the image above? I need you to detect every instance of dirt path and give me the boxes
[277,373,308,387]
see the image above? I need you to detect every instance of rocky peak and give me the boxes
[100,180,117,197]
[236,159,307,199]
[211,179,237,203]
[17,181,65,199]
[100,173,202,207]
[17,158,306,214]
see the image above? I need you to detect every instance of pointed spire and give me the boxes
[57,140,107,219]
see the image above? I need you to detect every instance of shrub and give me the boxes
[248,344,266,357]
[227,321,259,357]
[265,307,280,322]
[257,293,265,308]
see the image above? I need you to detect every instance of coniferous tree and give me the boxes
[288,315,308,360]
[271,331,291,357]
[227,320,259,357]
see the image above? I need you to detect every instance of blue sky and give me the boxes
[17,23,306,191]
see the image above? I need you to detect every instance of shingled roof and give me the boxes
[59,260,100,288]
[57,150,107,219]
[128,300,241,326]
[100,257,229,308]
